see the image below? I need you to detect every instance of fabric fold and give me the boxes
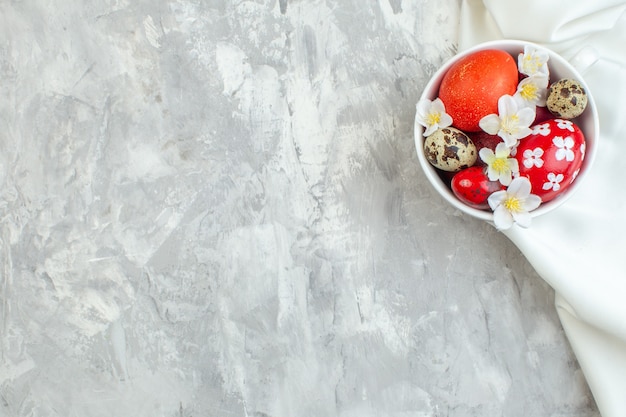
[457,1,626,416]
[557,294,626,415]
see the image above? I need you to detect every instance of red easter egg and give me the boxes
[451,166,506,210]
[515,119,586,202]
[439,49,518,132]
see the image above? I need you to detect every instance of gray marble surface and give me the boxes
[0,1,600,416]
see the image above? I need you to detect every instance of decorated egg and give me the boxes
[451,166,506,209]
[438,49,518,132]
[515,118,586,202]
[546,79,588,119]
[424,127,477,172]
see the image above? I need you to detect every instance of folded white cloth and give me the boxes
[458,1,626,416]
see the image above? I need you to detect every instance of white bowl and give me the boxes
[414,39,599,223]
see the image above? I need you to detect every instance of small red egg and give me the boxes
[451,166,506,210]
[439,49,518,132]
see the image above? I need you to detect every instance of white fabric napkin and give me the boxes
[458,1,626,415]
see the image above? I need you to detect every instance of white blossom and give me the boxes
[515,75,549,107]
[416,98,453,137]
[479,142,519,186]
[488,177,542,230]
[479,95,536,147]
[518,45,550,77]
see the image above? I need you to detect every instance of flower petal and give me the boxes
[479,147,495,163]
[511,210,532,228]
[535,95,547,107]
[487,189,506,211]
[507,176,531,197]
[423,125,437,137]
[499,170,513,186]
[493,205,514,230]
[523,194,542,211]
[431,98,446,113]
[416,99,432,118]
[494,142,510,158]
[533,75,549,89]
[517,107,536,127]
[479,115,501,135]
[487,167,500,182]
[439,113,453,128]
[500,132,519,148]
[514,127,533,141]
[498,95,516,116]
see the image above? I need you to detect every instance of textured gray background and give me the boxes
[0,1,599,416]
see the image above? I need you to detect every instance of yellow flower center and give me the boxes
[492,157,508,173]
[503,196,522,212]
[427,112,441,126]
[523,55,541,74]
[520,83,538,101]
[501,114,519,134]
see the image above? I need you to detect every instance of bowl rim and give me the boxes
[414,39,600,222]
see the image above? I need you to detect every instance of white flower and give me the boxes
[479,95,536,147]
[523,147,544,168]
[556,119,575,132]
[543,172,564,191]
[416,98,453,136]
[532,123,551,136]
[514,75,549,107]
[479,142,519,186]
[518,45,550,77]
[553,136,575,161]
[488,176,542,230]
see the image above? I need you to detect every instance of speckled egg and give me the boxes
[546,79,588,119]
[438,49,518,132]
[424,127,477,172]
[451,166,506,209]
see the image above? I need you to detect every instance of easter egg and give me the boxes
[424,127,477,172]
[451,166,506,210]
[439,49,518,132]
[515,118,586,202]
[546,79,588,119]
